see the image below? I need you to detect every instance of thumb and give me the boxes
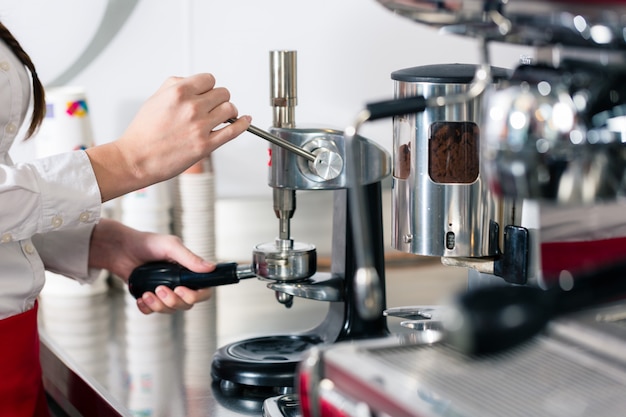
[165,240,215,273]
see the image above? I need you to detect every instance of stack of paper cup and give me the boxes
[121,181,176,415]
[35,86,94,158]
[120,181,172,234]
[124,291,177,416]
[35,86,111,384]
[172,159,216,257]
[121,180,177,415]
[173,159,219,396]
[39,270,111,385]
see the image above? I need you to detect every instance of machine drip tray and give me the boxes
[211,334,322,392]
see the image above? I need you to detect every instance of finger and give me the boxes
[183,73,217,95]
[206,113,252,149]
[159,75,185,90]
[139,289,177,314]
[193,87,234,119]
[225,114,252,132]
[155,285,193,310]
[174,286,213,304]
[136,298,153,315]
[161,236,215,273]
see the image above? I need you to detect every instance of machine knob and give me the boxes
[310,148,343,181]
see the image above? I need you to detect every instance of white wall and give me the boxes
[2,0,532,199]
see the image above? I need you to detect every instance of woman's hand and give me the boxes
[86,74,251,202]
[88,218,214,314]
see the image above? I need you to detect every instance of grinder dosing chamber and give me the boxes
[391,64,528,283]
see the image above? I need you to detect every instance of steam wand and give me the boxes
[441,259,626,355]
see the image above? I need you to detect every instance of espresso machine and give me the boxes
[295,1,626,417]
[126,49,391,411]
[207,50,391,400]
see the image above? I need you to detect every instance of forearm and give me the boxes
[85,142,149,203]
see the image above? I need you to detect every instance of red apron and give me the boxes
[0,302,50,417]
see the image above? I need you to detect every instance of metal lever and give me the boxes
[128,261,256,299]
[228,118,316,162]
[227,118,342,181]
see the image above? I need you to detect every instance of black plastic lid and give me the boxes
[391,63,511,83]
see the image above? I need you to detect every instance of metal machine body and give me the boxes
[391,64,515,259]
[298,301,626,417]
[294,2,626,417]
[210,51,392,402]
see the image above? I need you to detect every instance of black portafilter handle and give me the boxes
[128,261,255,299]
[443,258,626,355]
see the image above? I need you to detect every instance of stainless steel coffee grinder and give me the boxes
[390,63,530,285]
[210,50,391,398]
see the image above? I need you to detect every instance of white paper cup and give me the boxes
[121,181,172,212]
[36,86,94,158]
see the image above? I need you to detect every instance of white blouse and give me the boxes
[0,41,102,319]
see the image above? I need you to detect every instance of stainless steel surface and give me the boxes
[231,120,343,182]
[263,394,299,417]
[376,0,626,50]
[266,56,299,311]
[228,117,344,188]
[239,122,344,182]
[352,266,383,320]
[268,127,389,190]
[384,305,446,335]
[228,119,316,163]
[273,188,295,242]
[267,274,343,302]
[236,264,258,279]
[482,65,626,204]
[313,300,626,417]
[252,240,317,282]
[391,64,519,258]
[39,262,468,417]
[270,51,297,128]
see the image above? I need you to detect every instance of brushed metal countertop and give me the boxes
[40,259,468,417]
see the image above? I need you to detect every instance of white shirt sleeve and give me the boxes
[31,225,99,284]
[1,150,103,282]
[0,150,102,240]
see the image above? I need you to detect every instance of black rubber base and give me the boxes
[211,334,322,389]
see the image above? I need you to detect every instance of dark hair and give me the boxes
[0,22,45,139]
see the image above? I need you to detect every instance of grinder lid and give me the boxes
[391,63,511,83]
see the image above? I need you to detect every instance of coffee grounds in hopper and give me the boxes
[395,142,411,179]
[428,121,479,184]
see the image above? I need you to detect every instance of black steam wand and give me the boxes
[442,259,626,355]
